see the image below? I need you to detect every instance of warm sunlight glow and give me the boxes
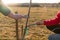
[2,0,20,4]
[2,0,60,4]
[2,0,30,4]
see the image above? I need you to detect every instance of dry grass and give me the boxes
[0,6,60,40]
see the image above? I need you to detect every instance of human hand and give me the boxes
[14,14,24,20]
[36,20,44,25]
[10,14,24,20]
[8,12,24,20]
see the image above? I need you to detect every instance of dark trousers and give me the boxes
[46,24,60,40]
[46,24,60,34]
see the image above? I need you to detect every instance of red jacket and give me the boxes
[44,11,60,26]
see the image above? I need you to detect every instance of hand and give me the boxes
[36,20,44,25]
[14,14,24,19]
[8,12,24,20]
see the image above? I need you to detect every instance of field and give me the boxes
[0,6,60,40]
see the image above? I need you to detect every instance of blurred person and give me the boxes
[36,10,60,40]
[0,0,26,19]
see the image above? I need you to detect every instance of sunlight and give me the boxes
[2,0,30,4]
[2,0,20,4]
[2,0,60,4]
